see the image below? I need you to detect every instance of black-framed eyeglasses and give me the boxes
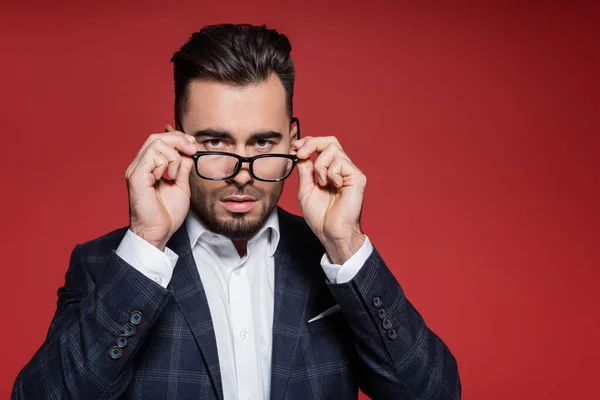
[192,151,299,182]
[176,115,300,182]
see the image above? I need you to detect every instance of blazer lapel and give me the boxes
[269,208,315,400]
[167,225,223,400]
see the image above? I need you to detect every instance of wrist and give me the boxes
[322,228,365,265]
[130,226,168,251]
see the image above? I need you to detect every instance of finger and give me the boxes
[296,136,342,159]
[131,133,197,172]
[292,136,313,149]
[313,143,350,186]
[327,156,366,189]
[143,132,196,153]
[327,156,349,188]
[149,140,183,180]
[131,141,181,186]
[138,149,169,185]
[296,158,316,195]
[152,154,170,181]
[164,124,176,132]
[173,156,194,195]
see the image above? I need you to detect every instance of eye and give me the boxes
[256,139,274,149]
[203,139,224,149]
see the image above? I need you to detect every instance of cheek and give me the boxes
[190,176,222,201]
[259,181,284,202]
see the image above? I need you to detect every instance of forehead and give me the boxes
[182,73,288,135]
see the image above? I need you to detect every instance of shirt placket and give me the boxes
[229,262,260,400]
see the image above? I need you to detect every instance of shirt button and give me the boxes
[152,275,163,285]
[240,330,248,339]
[234,269,241,275]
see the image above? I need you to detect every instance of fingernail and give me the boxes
[185,135,195,143]
[188,142,196,149]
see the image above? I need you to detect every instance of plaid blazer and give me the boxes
[13,207,460,399]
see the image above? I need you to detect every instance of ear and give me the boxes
[290,117,300,141]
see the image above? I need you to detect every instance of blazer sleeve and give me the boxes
[326,246,461,400]
[12,243,172,400]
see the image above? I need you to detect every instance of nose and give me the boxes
[229,159,253,186]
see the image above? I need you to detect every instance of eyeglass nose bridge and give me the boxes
[229,156,255,180]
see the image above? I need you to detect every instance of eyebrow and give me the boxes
[193,129,283,141]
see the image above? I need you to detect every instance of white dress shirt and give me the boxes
[116,208,373,400]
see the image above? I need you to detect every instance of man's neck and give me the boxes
[232,239,248,257]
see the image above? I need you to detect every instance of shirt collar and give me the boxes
[185,207,281,257]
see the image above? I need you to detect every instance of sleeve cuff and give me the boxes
[320,235,373,284]
[115,229,178,288]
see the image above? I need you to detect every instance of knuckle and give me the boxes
[150,138,166,147]
[333,154,345,163]
[147,133,160,143]
[157,154,168,165]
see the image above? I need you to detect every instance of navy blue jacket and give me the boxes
[13,208,461,399]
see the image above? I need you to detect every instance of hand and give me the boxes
[293,136,367,264]
[125,125,197,250]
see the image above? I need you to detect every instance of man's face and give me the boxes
[180,73,297,240]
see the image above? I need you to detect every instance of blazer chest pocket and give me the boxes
[307,308,346,335]
[304,309,356,379]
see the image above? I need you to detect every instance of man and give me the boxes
[12,24,460,399]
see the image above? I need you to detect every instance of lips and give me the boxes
[220,195,257,213]
[221,195,257,202]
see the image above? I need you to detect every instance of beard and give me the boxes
[191,183,283,240]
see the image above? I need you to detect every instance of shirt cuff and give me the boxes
[320,235,373,284]
[115,229,179,288]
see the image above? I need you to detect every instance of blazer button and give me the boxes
[382,317,393,330]
[377,308,387,320]
[129,311,143,325]
[123,323,137,337]
[109,346,123,360]
[387,328,398,341]
[116,334,129,348]
[372,296,383,308]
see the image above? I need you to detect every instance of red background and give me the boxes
[1,1,598,398]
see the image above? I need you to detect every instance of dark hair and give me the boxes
[170,23,295,128]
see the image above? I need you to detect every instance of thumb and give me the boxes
[296,159,315,194]
[175,156,194,193]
